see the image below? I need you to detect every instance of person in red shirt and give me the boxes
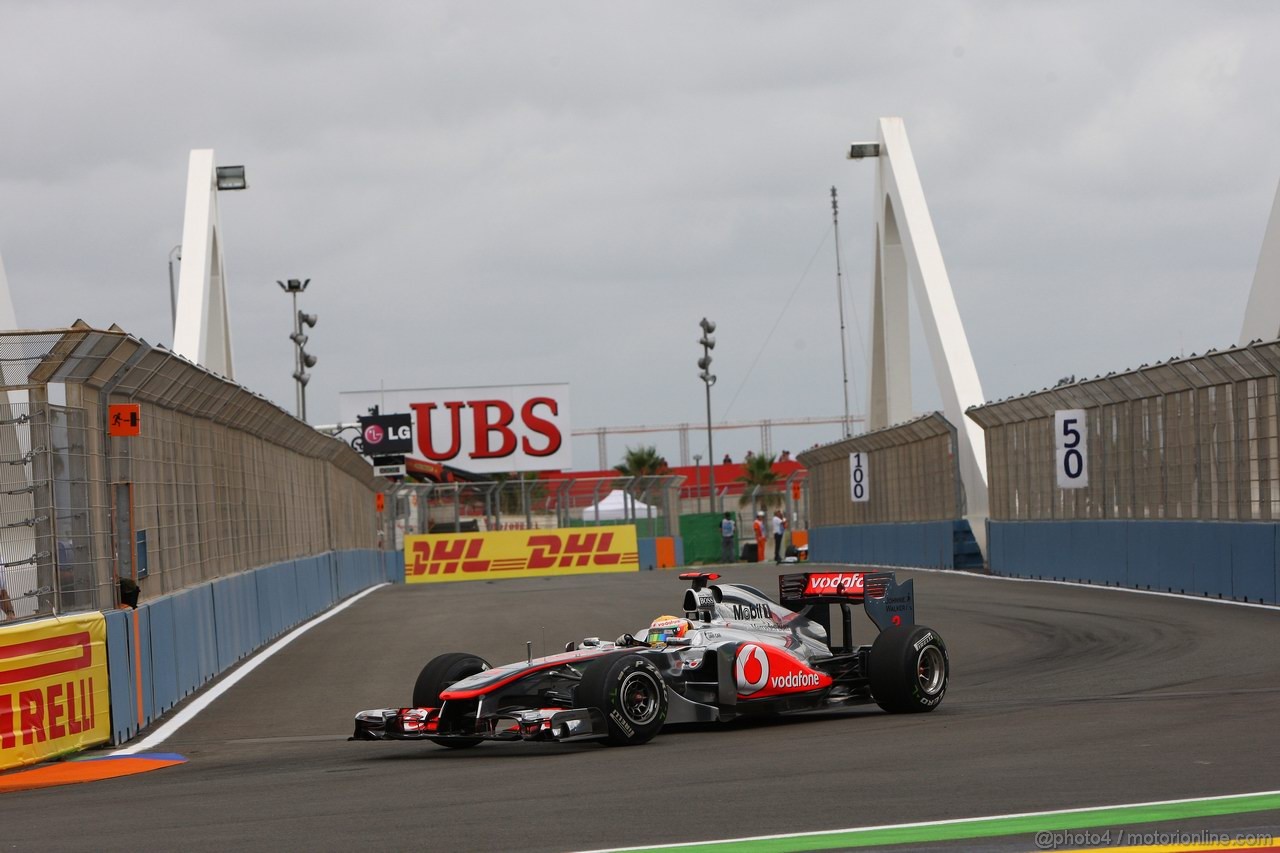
[752,511,766,563]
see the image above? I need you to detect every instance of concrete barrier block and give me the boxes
[1233,522,1277,602]
[105,609,136,744]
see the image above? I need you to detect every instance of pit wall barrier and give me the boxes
[808,522,962,570]
[988,520,1279,604]
[637,536,684,570]
[104,548,403,745]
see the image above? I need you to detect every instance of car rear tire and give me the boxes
[413,652,490,748]
[577,653,667,746]
[869,625,948,713]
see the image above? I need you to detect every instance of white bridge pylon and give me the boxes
[173,149,235,380]
[1239,179,1280,346]
[857,117,989,551]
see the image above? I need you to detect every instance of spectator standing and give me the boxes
[720,512,736,563]
[0,566,13,621]
[772,510,787,562]
[752,511,766,563]
[722,453,732,464]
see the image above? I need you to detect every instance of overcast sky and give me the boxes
[3,2,1278,470]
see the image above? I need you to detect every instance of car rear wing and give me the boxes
[778,569,914,647]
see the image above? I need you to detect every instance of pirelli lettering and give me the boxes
[406,526,640,584]
[0,612,111,771]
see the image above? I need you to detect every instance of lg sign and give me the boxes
[358,413,413,455]
[341,384,572,475]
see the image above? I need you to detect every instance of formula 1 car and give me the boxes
[351,567,948,748]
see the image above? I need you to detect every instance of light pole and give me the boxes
[278,279,317,421]
[167,244,182,334]
[692,453,703,513]
[698,318,717,513]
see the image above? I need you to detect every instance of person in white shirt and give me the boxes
[771,510,787,563]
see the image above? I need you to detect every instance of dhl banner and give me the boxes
[1,612,111,770]
[406,526,640,584]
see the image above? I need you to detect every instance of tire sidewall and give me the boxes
[581,654,668,745]
[869,624,949,713]
[413,652,490,708]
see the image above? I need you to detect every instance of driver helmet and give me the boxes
[646,615,691,645]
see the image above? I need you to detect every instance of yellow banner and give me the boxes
[406,526,640,584]
[0,612,111,770]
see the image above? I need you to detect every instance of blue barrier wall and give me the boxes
[809,521,958,569]
[105,548,402,744]
[988,521,1279,604]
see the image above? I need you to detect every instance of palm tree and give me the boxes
[614,445,669,476]
[737,452,784,508]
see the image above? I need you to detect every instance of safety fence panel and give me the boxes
[0,325,387,628]
[798,413,962,527]
[968,342,1280,523]
[968,340,1280,601]
[797,413,975,569]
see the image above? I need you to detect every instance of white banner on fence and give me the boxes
[850,451,870,502]
[1054,409,1089,489]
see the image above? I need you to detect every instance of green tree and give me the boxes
[614,445,669,476]
[737,452,784,508]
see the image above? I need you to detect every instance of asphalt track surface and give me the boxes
[8,565,1280,852]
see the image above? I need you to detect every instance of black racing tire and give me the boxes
[412,652,490,748]
[577,653,668,746]
[868,624,948,713]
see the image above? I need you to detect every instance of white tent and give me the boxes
[582,489,654,521]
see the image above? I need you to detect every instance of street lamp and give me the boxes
[698,317,717,513]
[278,278,317,421]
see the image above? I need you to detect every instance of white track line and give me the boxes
[113,583,389,755]
[898,565,1280,611]
[573,788,1280,853]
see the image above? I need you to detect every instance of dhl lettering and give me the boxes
[404,527,640,584]
[410,539,490,576]
[1,677,96,750]
[527,534,562,570]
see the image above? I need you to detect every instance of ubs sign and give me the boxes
[340,384,571,475]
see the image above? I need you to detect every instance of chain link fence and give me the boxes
[0,325,382,624]
[798,412,962,526]
[968,341,1280,522]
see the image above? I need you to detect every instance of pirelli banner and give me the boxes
[407,526,640,584]
[1,612,111,770]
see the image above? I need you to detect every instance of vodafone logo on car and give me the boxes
[735,642,833,698]
[803,572,865,597]
[735,645,770,695]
